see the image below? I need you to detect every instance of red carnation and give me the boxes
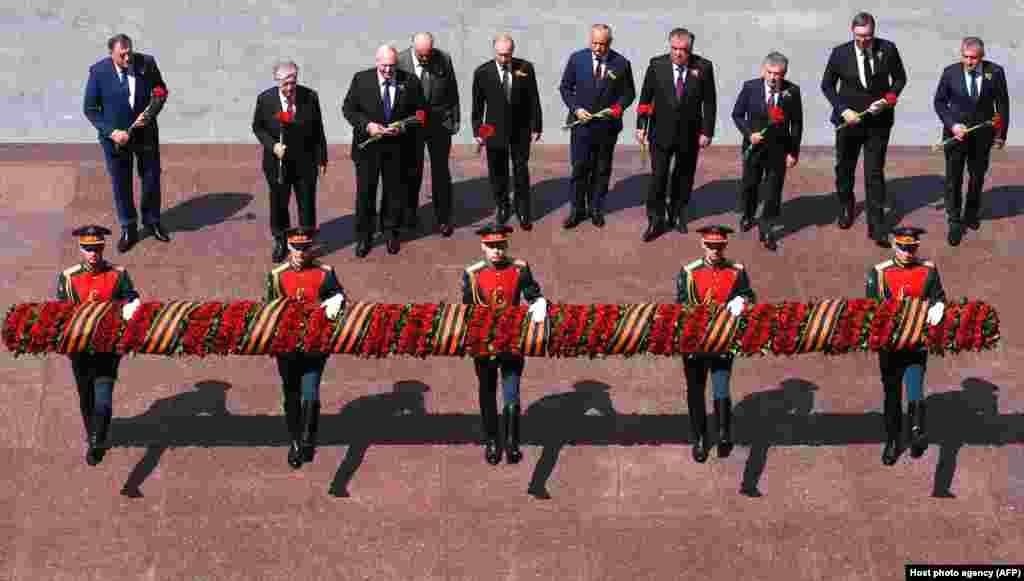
[478,124,496,139]
[415,109,427,127]
[637,103,652,115]
[768,105,785,125]
[884,92,898,106]
[152,86,168,98]
[992,113,1004,130]
[609,104,623,118]
[276,111,293,124]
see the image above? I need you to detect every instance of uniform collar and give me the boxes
[893,256,918,268]
[703,257,728,268]
[81,260,108,273]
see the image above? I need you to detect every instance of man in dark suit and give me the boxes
[397,32,460,237]
[252,61,329,263]
[635,28,717,241]
[933,36,1010,246]
[471,34,543,230]
[559,24,636,229]
[731,52,803,251]
[343,45,426,257]
[821,12,907,247]
[83,34,170,253]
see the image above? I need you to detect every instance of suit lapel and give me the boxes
[661,60,677,106]
[958,66,970,99]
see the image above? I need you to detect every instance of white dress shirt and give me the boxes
[764,81,779,107]
[673,63,687,90]
[117,66,136,107]
[278,90,296,115]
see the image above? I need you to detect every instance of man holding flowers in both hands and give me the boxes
[676,225,755,464]
[821,12,907,247]
[462,224,547,466]
[252,60,329,263]
[866,226,947,466]
[933,37,1010,246]
[264,227,345,469]
[558,24,636,229]
[343,45,426,257]
[732,52,803,252]
[57,225,142,466]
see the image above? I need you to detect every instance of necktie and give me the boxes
[420,67,431,98]
[968,70,979,100]
[594,59,603,81]
[118,69,128,90]
[288,95,296,117]
[861,49,873,90]
[675,66,685,100]
[502,66,511,101]
[383,80,392,121]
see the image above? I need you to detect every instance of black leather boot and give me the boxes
[481,397,502,465]
[908,401,927,458]
[714,398,733,458]
[300,401,321,463]
[689,401,709,463]
[87,413,111,466]
[881,397,902,466]
[504,403,522,464]
[284,395,303,469]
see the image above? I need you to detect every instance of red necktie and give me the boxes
[675,66,685,100]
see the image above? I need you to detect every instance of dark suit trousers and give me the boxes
[739,146,786,230]
[571,127,617,212]
[683,354,734,436]
[101,140,161,227]
[408,126,454,225]
[647,141,698,221]
[354,142,405,238]
[69,354,121,434]
[944,128,993,224]
[835,125,891,231]
[474,354,525,438]
[267,162,318,238]
[486,135,532,220]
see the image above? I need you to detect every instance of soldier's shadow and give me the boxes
[326,380,430,498]
[524,380,618,500]
[734,378,818,497]
[927,378,1002,498]
[119,380,232,498]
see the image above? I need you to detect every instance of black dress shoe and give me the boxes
[874,236,891,249]
[762,234,777,252]
[287,441,303,469]
[484,439,502,465]
[591,210,605,228]
[355,238,371,258]
[272,237,286,263]
[439,223,454,237]
[563,212,585,229]
[146,223,171,242]
[947,224,962,247]
[386,233,400,254]
[965,216,980,230]
[496,205,511,225]
[692,436,709,463]
[837,200,854,229]
[117,227,139,253]
[518,216,533,231]
[881,440,900,466]
[740,217,755,232]
[642,222,663,242]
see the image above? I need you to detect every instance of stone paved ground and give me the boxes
[0,143,1021,580]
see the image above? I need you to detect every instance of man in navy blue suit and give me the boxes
[83,34,170,253]
[933,37,1010,246]
[731,52,803,251]
[559,24,636,229]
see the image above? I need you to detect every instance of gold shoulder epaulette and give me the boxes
[318,263,333,272]
[466,260,487,274]
[271,263,290,275]
[62,264,83,277]
[512,258,528,268]
[921,260,935,268]
[874,259,894,271]
[684,259,704,272]
[729,261,745,270]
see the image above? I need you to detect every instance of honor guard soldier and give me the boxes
[462,224,547,465]
[57,225,141,465]
[265,227,346,469]
[676,225,755,463]
[866,226,946,465]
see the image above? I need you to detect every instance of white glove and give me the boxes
[726,297,746,317]
[321,293,346,320]
[121,298,140,321]
[528,297,548,323]
[926,302,945,326]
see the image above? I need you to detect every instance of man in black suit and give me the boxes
[731,52,803,251]
[635,28,717,241]
[559,24,636,229]
[343,45,426,257]
[471,33,543,230]
[83,34,171,253]
[252,61,329,263]
[821,12,907,247]
[398,32,460,237]
[933,36,1010,246]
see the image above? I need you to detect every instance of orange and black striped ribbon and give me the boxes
[700,306,740,353]
[798,300,843,354]
[59,301,113,353]
[140,301,201,354]
[894,297,929,351]
[607,304,656,355]
[433,304,470,356]
[331,301,375,354]
[238,299,289,355]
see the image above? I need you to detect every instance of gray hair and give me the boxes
[851,12,876,30]
[669,28,695,47]
[763,51,789,70]
[592,24,612,40]
[272,60,299,79]
[493,33,515,49]
[962,36,985,52]
[412,32,434,44]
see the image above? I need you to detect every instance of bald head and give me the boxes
[376,44,398,80]
[413,32,434,65]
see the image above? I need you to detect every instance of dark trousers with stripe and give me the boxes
[474,354,524,439]
[69,354,120,436]
[879,350,927,437]
[684,354,733,438]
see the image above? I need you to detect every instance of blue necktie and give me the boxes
[382,80,392,121]
[969,70,979,101]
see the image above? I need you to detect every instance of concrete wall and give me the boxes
[3,1,1021,145]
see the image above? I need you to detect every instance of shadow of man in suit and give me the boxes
[120,380,232,498]
[524,380,617,499]
[734,378,817,497]
[327,380,429,498]
[159,192,255,233]
[927,377,1001,498]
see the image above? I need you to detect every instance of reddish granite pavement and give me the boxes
[0,144,1021,580]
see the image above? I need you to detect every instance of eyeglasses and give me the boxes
[80,245,103,252]
[289,244,313,252]
[894,244,918,253]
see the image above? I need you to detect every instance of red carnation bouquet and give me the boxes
[743,105,785,161]
[837,92,897,130]
[563,103,624,130]
[933,112,1004,152]
[357,110,427,149]
[476,123,496,154]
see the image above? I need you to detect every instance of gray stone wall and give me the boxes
[4,1,1021,144]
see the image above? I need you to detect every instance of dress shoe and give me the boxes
[837,199,854,229]
[761,233,778,252]
[355,238,371,258]
[674,210,688,233]
[484,439,502,465]
[386,232,401,254]
[272,237,287,263]
[496,205,511,225]
[117,226,139,253]
[642,222,663,242]
[739,216,755,232]
[563,211,585,229]
[965,216,981,231]
[947,224,963,247]
[145,222,171,242]
[287,441,303,469]
[439,223,454,237]
[517,214,533,231]
[591,210,605,228]
[881,439,900,466]
[692,435,709,463]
